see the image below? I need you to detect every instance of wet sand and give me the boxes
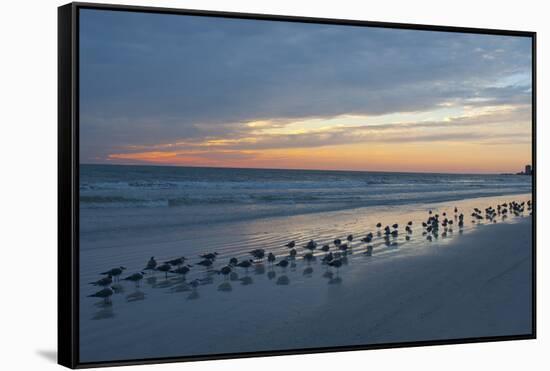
[79,194,532,362]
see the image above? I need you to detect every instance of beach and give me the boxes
[79,165,533,362]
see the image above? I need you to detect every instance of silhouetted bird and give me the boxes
[144,257,157,271]
[322,252,334,263]
[166,257,186,266]
[276,259,289,268]
[123,272,145,286]
[100,266,126,281]
[305,240,317,250]
[200,252,218,261]
[88,287,114,302]
[328,259,343,270]
[197,259,213,267]
[218,265,232,277]
[236,260,253,269]
[156,263,171,278]
[285,241,295,248]
[89,275,112,287]
[249,249,265,261]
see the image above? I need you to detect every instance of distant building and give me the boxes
[525,165,532,175]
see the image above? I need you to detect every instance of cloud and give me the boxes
[105,105,531,163]
[79,9,532,163]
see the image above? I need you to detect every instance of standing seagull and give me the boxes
[249,249,265,261]
[236,259,253,273]
[88,287,114,303]
[166,257,186,267]
[144,257,157,271]
[156,263,172,278]
[89,275,112,287]
[123,272,146,287]
[305,240,317,251]
[200,252,218,261]
[171,265,191,276]
[100,266,126,282]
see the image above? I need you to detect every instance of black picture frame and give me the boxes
[58,2,537,368]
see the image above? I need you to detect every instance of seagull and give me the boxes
[267,252,276,264]
[88,287,114,303]
[285,241,295,248]
[321,244,330,252]
[346,234,353,243]
[144,257,157,271]
[339,243,349,252]
[361,235,372,243]
[289,249,297,258]
[197,259,213,268]
[328,259,343,270]
[229,257,238,266]
[236,259,253,270]
[89,275,112,287]
[166,257,186,266]
[218,265,232,278]
[123,272,145,286]
[322,252,334,263]
[100,266,126,281]
[200,252,218,261]
[376,222,382,228]
[392,223,399,229]
[333,238,342,246]
[249,249,265,261]
[305,240,317,250]
[156,263,172,278]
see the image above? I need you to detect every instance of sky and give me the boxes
[79,9,533,174]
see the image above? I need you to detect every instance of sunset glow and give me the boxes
[80,10,532,174]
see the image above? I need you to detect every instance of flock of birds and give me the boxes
[88,199,532,304]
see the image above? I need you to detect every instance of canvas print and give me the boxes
[78,8,533,363]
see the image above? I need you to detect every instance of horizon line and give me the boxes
[79,162,532,176]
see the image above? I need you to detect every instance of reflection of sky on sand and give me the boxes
[79,193,531,362]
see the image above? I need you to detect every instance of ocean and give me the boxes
[80,164,531,227]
